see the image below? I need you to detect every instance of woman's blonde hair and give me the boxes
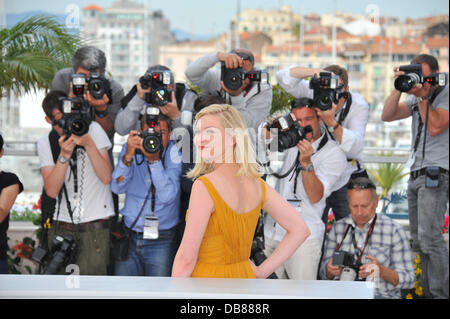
[186,104,263,180]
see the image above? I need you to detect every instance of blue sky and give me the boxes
[5,0,450,35]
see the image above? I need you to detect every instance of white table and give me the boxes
[0,275,374,299]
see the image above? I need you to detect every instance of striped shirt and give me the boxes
[319,213,416,299]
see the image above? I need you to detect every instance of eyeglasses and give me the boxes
[347,180,376,190]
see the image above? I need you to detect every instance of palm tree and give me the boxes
[0,15,81,96]
[367,155,409,212]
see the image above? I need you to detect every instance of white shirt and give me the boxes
[276,66,369,190]
[37,122,115,224]
[264,132,347,242]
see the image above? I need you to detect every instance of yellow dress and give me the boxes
[188,175,266,278]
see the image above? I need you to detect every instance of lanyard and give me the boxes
[336,214,378,263]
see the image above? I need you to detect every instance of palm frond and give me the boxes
[0,14,82,96]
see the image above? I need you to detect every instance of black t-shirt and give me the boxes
[0,171,24,260]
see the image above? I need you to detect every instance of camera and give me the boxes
[267,114,313,152]
[139,71,173,106]
[139,106,163,154]
[72,73,87,97]
[31,235,77,274]
[221,63,269,91]
[59,97,94,136]
[309,72,346,111]
[332,250,362,281]
[394,64,448,93]
[88,71,108,100]
[71,72,109,100]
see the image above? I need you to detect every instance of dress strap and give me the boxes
[197,176,223,205]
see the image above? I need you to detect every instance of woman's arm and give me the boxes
[254,182,311,279]
[172,179,214,277]
[0,184,20,223]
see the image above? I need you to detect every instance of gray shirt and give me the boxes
[185,53,273,136]
[114,87,197,136]
[405,84,449,171]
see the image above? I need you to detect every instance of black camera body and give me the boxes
[332,250,362,281]
[31,234,77,275]
[267,114,312,152]
[309,72,346,111]
[138,106,163,154]
[59,97,94,136]
[71,72,109,100]
[220,63,268,91]
[394,64,448,93]
[139,71,173,106]
[88,71,108,100]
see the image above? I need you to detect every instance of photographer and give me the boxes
[276,65,369,224]
[111,111,182,276]
[382,54,449,299]
[51,46,124,154]
[320,177,415,299]
[185,49,272,137]
[36,91,115,275]
[262,98,347,280]
[115,65,198,136]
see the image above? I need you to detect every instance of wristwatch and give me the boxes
[302,162,314,172]
[95,109,108,118]
[58,155,69,164]
[328,122,340,134]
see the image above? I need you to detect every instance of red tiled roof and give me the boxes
[426,37,449,48]
[83,4,103,11]
[265,43,341,54]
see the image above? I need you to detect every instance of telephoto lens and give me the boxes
[394,73,422,93]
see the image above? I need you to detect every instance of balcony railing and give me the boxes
[2,140,412,219]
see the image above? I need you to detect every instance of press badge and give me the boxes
[143,216,159,240]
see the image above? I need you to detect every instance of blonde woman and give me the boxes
[172,104,310,278]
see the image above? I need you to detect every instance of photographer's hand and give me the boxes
[84,90,114,134]
[85,90,109,111]
[137,82,151,101]
[160,91,180,120]
[297,139,314,167]
[71,133,95,149]
[125,131,143,161]
[316,104,338,128]
[217,51,243,69]
[326,258,343,279]
[59,135,76,159]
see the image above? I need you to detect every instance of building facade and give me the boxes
[81,0,175,93]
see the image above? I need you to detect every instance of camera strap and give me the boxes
[412,85,444,160]
[337,92,352,125]
[48,132,77,227]
[127,163,156,233]
[336,214,377,263]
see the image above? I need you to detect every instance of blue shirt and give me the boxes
[111,141,182,232]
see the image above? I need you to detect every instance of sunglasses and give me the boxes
[347,180,376,190]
